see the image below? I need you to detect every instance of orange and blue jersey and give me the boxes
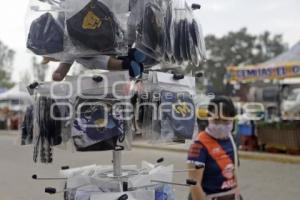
[187,132,237,195]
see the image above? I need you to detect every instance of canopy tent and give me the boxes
[227,41,300,83]
[0,84,33,112]
[0,85,31,101]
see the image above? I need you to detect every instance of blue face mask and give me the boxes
[206,122,233,139]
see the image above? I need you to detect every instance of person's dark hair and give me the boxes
[208,96,236,119]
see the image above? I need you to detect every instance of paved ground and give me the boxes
[0,133,300,200]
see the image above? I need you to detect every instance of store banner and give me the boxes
[227,63,300,83]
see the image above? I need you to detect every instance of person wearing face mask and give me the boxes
[187,96,241,200]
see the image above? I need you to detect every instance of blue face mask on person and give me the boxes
[206,122,233,139]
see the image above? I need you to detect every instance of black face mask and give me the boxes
[189,19,200,48]
[188,19,201,66]
[27,13,64,55]
[180,19,188,61]
[21,106,34,146]
[72,98,124,152]
[164,2,173,56]
[173,19,183,64]
[67,0,120,53]
[33,97,63,164]
[184,19,192,62]
[141,2,165,56]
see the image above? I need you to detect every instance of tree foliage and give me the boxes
[0,41,15,89]
[202,28,287,94]
[32,57,49,82]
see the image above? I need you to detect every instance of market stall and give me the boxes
[227,41,300,154]
[22,0,206,199]
[0,85,33,129]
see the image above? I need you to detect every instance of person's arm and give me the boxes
[188,164,206,200]
[107,57,123,71]
[52,62,73,81]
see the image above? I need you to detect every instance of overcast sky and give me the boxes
[0,0,300,82]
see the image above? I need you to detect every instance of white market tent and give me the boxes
[0,85,31,100]
[227,41,300,83]
[0,84,33,111]
[264,41,300,65]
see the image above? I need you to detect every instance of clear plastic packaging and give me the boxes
[135,0,164,60]
[128,164,174,188]
[60,165,97,178]
[72,71,133,151]
[26,0,206,66]
[90,190,155,200]
[29,81,74,163]
[170,0,184,64]
[141,72,197,143]
[26,0,130,62]
[26,0,66,56]
[65,0,129,55]
[163,0,173,60]
[21,105,34,146]
[127,0,146,45]
[186,3,206,64]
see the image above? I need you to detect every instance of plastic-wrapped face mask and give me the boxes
[66,0,119,52]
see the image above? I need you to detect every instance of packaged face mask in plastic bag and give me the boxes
[66,0,120,53]
[32,96,65,163]
[90,190,155,200]
[135,0,169,61]
[27,81,74,163]
[72,98,125,151]
[21,105,34,146]
[72,71,133,152]
[160,90,195,140]
[66,176,121,191]
[186,3,206,64]
[60,165,97,178]
[26,0,66,56]
[26,0,130,62]
[64,176,122,200]
[141,72,197,143]
[128,164,173,189]
[65,0,129,55]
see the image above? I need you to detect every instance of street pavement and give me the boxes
[0,133,299,200]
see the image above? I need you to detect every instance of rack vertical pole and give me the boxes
[113,150,122,177]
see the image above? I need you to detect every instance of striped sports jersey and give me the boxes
[187,132,237,194]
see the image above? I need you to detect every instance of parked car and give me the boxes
[281,88,300,114]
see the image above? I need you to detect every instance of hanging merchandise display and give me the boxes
[26,81,73,163]
[26,0,130,62]
[139,71,197,143]
[33,96,62,163]
[22,73,200,198]
[72,98,126,151]
[27,12,65,55]
[132,0,206,65]
[26,0,206,67]
[59,162,175,200]
[136,0,167,60]
[21,105,34,146]
[73,71,133,151]
[160,90,195,140]
[170,0,206,65]
[26,0,67,60]
[23,1,208,199]
[65,0,127,55]
[22,71,133,163]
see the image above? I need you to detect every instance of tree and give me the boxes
[32,56,49,82]
[201,28,287,95]
[0,41,15,88]
[20,71,32,86]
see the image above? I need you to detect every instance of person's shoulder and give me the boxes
[197,131,213,144]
